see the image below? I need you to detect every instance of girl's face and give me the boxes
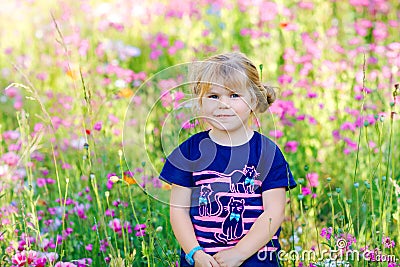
[199,83,255,134]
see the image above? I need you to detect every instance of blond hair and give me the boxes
[188,52,276,113]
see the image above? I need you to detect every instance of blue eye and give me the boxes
[231,93,240,98]
[208,95,218,99]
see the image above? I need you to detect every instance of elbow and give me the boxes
[263,206,285,225]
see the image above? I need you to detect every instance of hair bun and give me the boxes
[255,84,276,113]
[263,84,276,105]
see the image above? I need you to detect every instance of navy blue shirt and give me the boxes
[160,130,297,266]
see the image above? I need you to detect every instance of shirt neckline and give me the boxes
[205,129,257,149]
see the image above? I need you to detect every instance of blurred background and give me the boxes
[0,0,399,266]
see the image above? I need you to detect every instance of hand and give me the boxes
[213,247,245,267]
[193,250,220,267]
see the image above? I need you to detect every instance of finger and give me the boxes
[210,256,221,267]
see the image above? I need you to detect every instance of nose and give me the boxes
[218,96,231,109]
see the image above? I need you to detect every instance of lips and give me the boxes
[215,115,234,118]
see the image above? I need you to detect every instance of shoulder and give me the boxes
[254,131,286,165]
[254,131,280,152]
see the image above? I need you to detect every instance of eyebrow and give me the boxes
[207,88,238,94]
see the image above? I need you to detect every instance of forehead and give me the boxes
[204,74,249,93]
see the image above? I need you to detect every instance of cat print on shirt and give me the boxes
[195,165,260,194]
[242,165,259,194]
[198,184,213,216]
[215,197,245,243]
[196,165,260,217]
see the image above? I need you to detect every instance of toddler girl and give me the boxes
[160,52,297,267]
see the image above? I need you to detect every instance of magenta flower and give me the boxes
[2,152,20,166]
[100,239,109,252]
[12,251,27,266]
[134,223,147,236]
[42,252,58,263]
[75,258,93,267]
[340,122,356,132]
[382,236,395,248]
[284,141,298,153]
[37,178,47,187]
[302,187,311,196]
[306,173,319,188]
[34,257,47,267]
[108,114,119,125]
[85,244,93,251]
[108,218,122,234]
[105,209,115,217]
[373,22,388,41]
[54,262,77,267]
[269,130,283,139]
[320,227,332,240]
[93,121,102,131]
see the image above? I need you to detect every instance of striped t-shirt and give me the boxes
[160,130,297,266]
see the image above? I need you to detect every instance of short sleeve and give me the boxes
[261,147,297,191]
[159,140,193,187]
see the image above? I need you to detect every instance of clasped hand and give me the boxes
[194,248,245,267]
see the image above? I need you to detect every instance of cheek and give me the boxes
[233,101,252,113]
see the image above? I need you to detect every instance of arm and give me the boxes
[170,184,219,267]
[213,187,286,266]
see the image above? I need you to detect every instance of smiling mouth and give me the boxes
[215,115,234,118]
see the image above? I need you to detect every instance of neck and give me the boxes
[208,127,254,146]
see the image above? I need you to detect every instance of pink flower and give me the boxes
[5,86,19,98]
[105,209,115,217]
[108,114,119,125]
[94,121,102,131]
[340,122,356,132]
[46,178,55,184]
[75,258,93,267]
[278,74,292,85]
[36,72,48,81]
[298,1,313,9]
[284,141,298,153]
[302,187,311,196]
[12,251,27,266]
[37,178,47,187]
[320,227,332,240]
[134,223,146,231]
[3,130,20,140]
[382,236,395,248]
[269,130,283,139]
[373,22,388,41]
[34,257,47,267]
[85,244,93,251]
[2,152,20,166]
[108,218,122,234]
[54,262,77,267]
[306,173,319,188]
[259,1,278,21]
[134,223,147,236]
[43,252,58,261]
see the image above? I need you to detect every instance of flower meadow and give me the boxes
[0,0,399,266]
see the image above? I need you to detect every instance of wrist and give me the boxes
[193,249,206,261]
[232,245,249,262]
[185,246,204,265]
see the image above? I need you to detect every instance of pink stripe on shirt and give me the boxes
[193,216,259,223]
[195,178,262,186]
[203,245,278,253]
[196,236,278,244]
